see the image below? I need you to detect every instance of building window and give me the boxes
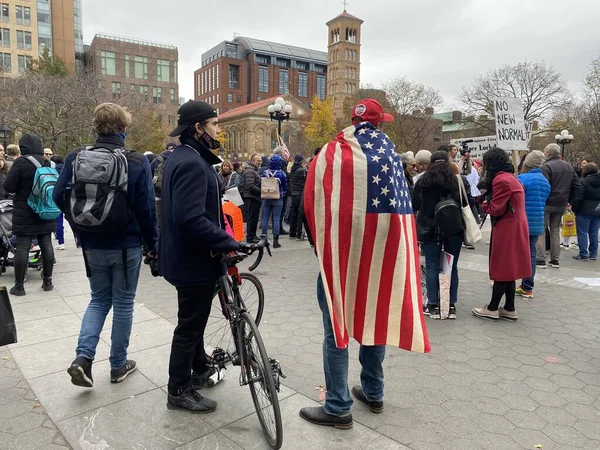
[139,85,149,102]
[17,54,31,73]
[124,54,130,77]
[297,62,308,70]
[130,84,136,94]
[111,82,121,99]
[216,64,219,89]
[316,75,326,100]
[255,54,269,64]
[16,30,32,49]
[216,94,220,103]
[226,43,237,58]
[276,58,290,68]
[173,61,178,82]
[134,56,148,80]
[170,88,176,104]
[0,3,8,22]
[237,95,242,103]
[0,28,9,47]
[278,70,289,95]
[315,65,326,74]
[227,93,233,103]
[15,5,30,25]
[153,87,162,104]
[157,59,170,82]
[228,65,239,89]
[0,52,10,72]
[258,66,269,93]
[298,72,308,98]
[100,51,116,76]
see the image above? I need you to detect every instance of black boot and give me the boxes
[42,277,54,292]
[9,283,26,296]
[273,235,281,249]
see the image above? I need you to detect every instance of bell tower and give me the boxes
[326,7,364,117]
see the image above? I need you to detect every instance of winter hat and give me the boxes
[294,154,304,163]
[232,161,241,171]
[415,149,431,164]
[524,150,545,169]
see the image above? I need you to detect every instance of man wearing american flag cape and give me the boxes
[300,99,430,429]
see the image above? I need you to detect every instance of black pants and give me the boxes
[289,195,303,237]
[245,198,261,240]
[14,234,54,283]
[168,282,216,395]
[488,281,516,312]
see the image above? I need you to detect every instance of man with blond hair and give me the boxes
[54,103,158,388]
[5,144,20,170]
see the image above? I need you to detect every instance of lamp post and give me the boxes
[555,129,574,159]
[267,97,293,139]
[0,124,10,152]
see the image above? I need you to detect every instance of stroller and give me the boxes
[0,200,43,277]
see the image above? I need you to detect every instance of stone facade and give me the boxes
[217,94,308,160]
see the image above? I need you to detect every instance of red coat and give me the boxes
[481,172,532,281]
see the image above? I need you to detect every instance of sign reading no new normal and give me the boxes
[493,97,528,151]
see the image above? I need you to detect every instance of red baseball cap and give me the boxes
[351,99,394,125]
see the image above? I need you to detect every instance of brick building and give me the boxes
[85,34,179,125]
[0,0,83,76]
[193,36,327,114]
[326,9,363,117]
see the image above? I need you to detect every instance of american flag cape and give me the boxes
[304,122,430,353]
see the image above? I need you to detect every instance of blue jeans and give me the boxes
[76,247,143,370]
[56,214,64,245]
[261,198,283,236]
[521,235,539,291]
[576,214,599,259]
[422,232,463,305]
[316,273,385,416]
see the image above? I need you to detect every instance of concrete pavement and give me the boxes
[1,224,600,449]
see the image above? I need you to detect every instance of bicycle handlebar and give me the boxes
[238,236,271,272]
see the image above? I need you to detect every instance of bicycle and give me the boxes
[211,236,284,450]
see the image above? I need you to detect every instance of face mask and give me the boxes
[198,131,221,150]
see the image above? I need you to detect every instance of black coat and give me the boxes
[4,135,56,236]
[412,178,461,243]
[240,163,262,202]
[288,162,307,197]
[572,173,600,216]
[159,136,239,287]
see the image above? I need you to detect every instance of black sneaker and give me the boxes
[535,260,547,269]
[9,284,26,296]
[110,360,137,383]
[67,356,94,388]
[449,305,457,319]
[550,260,560,268]
[167,386,217,414]
[351,385,384,413]
[424,304,440,319]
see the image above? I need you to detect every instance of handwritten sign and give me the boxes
[450,136,499,161]
[493,97,528,151]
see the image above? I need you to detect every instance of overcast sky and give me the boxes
[82,0,599,110]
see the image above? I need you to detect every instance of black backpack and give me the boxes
[153,156,166,198]
[433,196,464,238]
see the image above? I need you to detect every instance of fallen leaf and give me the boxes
[546,356,559,364]
[83,417,88,420]
[134,333,139,337]
[138,303,145,307]
[1,356,9,360]
[33,401,41,408]
[534,445,543,449]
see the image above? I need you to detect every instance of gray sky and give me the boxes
[82,0,599,110]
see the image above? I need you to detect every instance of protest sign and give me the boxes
[450,136,498,161]
[493,97,528,151]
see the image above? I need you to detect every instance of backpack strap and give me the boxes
[25,156,41,169]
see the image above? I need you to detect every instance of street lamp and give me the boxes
[0,124,10,152]
[267,97,293,139]
[555,129,574,159]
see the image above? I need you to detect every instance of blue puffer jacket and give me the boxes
[264,155,288,198]
[518,168,551,236]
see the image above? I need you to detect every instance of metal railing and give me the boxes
[94,33,177,50]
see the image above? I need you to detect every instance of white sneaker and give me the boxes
[55,244,65,250]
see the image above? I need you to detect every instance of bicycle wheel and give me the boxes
[238,311,283,449]
[204,273,265,356]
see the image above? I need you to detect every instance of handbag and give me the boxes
[260,171,280,200]
[0,287,17,347]
[457,175,482,245]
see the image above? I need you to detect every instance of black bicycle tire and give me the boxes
[238,273,265,326]
[238,311,283,449]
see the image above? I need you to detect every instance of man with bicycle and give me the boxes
[160,100,240,413]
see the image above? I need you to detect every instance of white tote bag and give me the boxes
[457,175,482,245]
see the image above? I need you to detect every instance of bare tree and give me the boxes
[459,61,571,125]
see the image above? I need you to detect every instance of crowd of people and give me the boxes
[2,97,599,430]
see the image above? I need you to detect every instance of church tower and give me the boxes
[326,7,364,117]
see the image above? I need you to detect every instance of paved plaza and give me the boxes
[1,224,600,450]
